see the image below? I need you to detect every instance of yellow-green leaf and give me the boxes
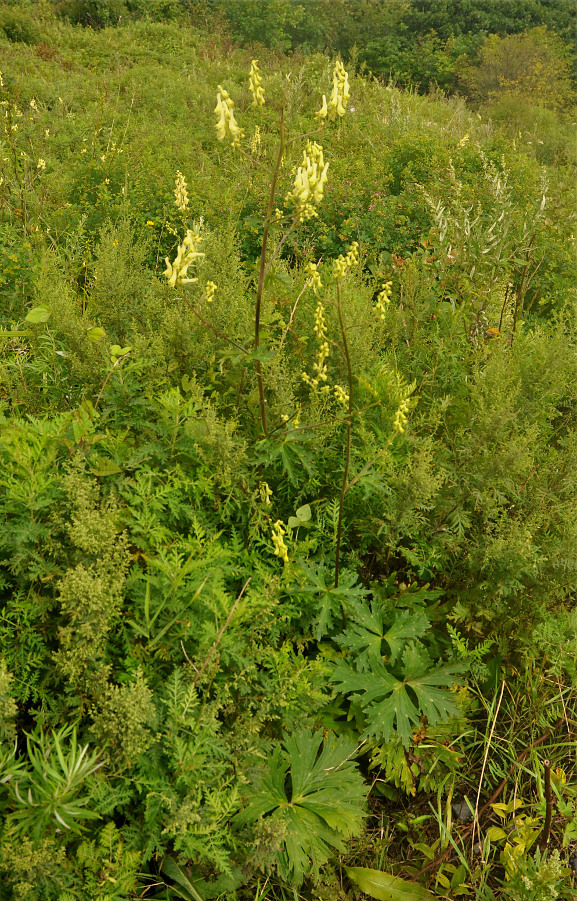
[486,826,507,841]
[25,305,51,323]
[345,867,435,900]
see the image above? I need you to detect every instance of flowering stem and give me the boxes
[335,280,353,589]
[179,290,248,355]
[254,107,285,436]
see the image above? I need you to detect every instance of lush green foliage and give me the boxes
[0,6,576,901]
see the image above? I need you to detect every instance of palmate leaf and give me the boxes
[235,729,367,884]
[335,602,430,670]
[332,644,464,748]
[292,560,369,639]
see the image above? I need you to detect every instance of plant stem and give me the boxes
[254,108,285,437]
[538,759,553,852]
[193,578,250,686]
[335,280,353,589]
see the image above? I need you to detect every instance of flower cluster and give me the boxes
[249,59,265,108]
[163,228,205,288]
[333,241,359,280]
[271,520,289,564]
[205,280,217,302]
[214,85,243,147]
[302,298,330,390]
[316,60,351,122]
[174,170,189,213]
[304,261,323,296]
[374,280,392,319]
[393,398,410,434]
[285,141,329,222]
[333,384,349,407]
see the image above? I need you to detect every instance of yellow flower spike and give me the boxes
[164,226,205,288]
[333,241,359,280]
[249,59,265,108]
[327,60,351,122]
[205,280,217,302]
[285,141,329,222]
[214,85,244,147]
[174,170,189,213]
[305,261,323,296]
[393,398,410,434]
[271,520,289,564]
[334,385,349,407]
[374,280,393,319]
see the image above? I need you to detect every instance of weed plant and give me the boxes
[0,10,576,901]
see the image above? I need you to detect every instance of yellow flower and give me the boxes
[302,298,329,389]
[249,59,265,108]
[317,60,350,122]
[305,261,323,296]
[285,141,329,222]
[36,158,46,170]
[374,280,392,319]
[271,520,289,564]
[205,280,217,302]
[174,170,190,213]
[333,241,359,280]
[214,85,243,147]
[393,398,410,434]
[146,220,154,226]
[164,226,205,288]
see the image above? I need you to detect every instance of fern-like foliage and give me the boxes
[235,729,367,884]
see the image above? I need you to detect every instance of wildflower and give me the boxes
[163,226,205,288]
[146,220,154,226]
[174,170,189,213]
[333,241,359,280]
[250,124,261,155]
[205,280,217,302]
[458,133,469,147]
[334,384,349,407]
[271,520,289,564]
[393,398,410,434]
[285,140,329,222]
[0,71,3,88]
[305,261,323,296]
[260,482,272,505]
[30,98,38,111]
[274,207,284,220]
[214,85,243,147]
[45,129,49,138]
[302,298,329,389]
[316,60,350,122]
[249,59,265,108]
[37,158,46,170]
[374,280,392,319]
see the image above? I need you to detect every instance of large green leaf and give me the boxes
[346,867,435,900]
[235,729,367,884]
[332,644,464,748]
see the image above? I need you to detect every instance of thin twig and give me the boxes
[335,281,353,590]
[180,291,248,354]
[94,353,130,409]
[254,108,286,436]
[193,578,251,686]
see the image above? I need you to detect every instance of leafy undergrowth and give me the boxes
[0,7,576,901]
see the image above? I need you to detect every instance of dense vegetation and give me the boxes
[0,3,576,900]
